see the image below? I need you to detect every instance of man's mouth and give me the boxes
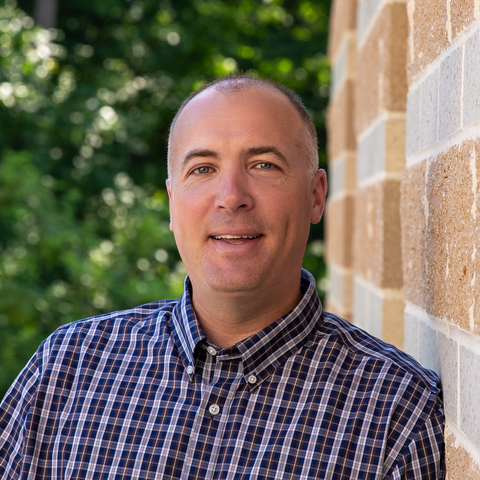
[211,234,262,245]
[212,235,260,240]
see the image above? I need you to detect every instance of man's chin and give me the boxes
[208,278,259,295]
[202,267,266,295]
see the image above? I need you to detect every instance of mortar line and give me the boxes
[446,0,452,44]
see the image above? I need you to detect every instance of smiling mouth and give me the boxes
[212,235,260,240]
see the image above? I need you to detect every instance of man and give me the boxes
[0,74,444,479]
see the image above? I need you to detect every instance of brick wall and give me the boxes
[327,0,480,474]
[327,0,407,348]
[326,0,356,322]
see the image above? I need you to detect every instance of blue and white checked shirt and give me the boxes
[0,270,444,479]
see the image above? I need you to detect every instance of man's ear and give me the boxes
[166,179,174,232]
[310,169,328,225]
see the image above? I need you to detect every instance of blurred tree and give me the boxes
[0,0,330,398]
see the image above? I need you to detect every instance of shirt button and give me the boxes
[247,374,257,384]
[207,346,217,356]
[186,365,194,375]
[209,404,220,416]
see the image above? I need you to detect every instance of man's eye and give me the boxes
[194,166,211,174]
[256,163,273,169]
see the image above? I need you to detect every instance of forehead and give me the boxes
[169,86,304,156]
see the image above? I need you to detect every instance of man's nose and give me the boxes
[214,171,254,212]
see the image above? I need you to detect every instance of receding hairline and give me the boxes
[167,75,319,178]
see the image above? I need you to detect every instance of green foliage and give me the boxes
[0,149,180,394]
[0,0,330,398]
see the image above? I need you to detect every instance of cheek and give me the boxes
[170,190,208,233]
[268,184,310,218]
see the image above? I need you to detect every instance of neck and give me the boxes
[190,277,302,349]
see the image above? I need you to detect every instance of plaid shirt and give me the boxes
[0,270,444,479]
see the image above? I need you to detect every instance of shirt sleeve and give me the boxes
[0,349,42,479]
[385,398,445,479]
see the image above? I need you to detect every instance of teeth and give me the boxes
[213,235,259,240]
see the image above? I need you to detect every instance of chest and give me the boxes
[25,347,391,479]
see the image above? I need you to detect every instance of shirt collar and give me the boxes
[169,279,207,378]
[169,269,323,388]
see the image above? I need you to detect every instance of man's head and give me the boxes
[168,74,319,181]
[166,75,327,303]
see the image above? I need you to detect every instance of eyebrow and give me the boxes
[241,146,289,166]
[181,149,219,170]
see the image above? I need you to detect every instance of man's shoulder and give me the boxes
[1,298,181,410]
[44,298,179,349]
[320,310,440,392]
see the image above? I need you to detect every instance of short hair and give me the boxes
[167,73,319,179]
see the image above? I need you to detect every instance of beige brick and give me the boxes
[325,195,354,268]
[446,432,480,479]
[384,3,408,112]
[402,140,480,330]
[382,296,404,350]
[328,0,357,61]
[354,183,383,285]
[400,161,427,308]
[353,180,402,288]
[355,28,380,134]
[385,118,406,173]
[425,141,477,329]
[356,3,408,135]
[474,139,480,330]
[408,0,449,82]
[343,152,357,193]
[450,0,475,41]
[383,179,403,289]
[327,79,356,160]
[354,179,403,288]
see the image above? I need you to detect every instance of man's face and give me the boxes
[167,86,326,298]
